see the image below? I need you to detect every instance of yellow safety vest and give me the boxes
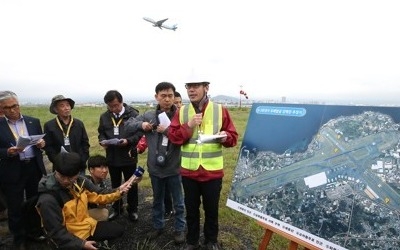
[180,101,223,171]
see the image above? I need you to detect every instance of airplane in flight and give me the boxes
[143,17,178,31]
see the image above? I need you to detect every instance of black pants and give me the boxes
[108,164,138,213]
[182,177,222,245]
[0,160,42,245]
[88,221,124,241]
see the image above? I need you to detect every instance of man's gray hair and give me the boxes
[0,91,18,102]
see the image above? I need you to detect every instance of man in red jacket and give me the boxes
[168,78,238,250]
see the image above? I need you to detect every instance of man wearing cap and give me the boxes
[0,91,47,249]
[168,79,238,250]
[36,150,138,249]
[44,95,90,173]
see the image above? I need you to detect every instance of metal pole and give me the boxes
[239,85,243,108]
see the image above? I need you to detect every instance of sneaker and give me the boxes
[184,243,200,250]
[205,242,222,250]
[173,231,185,244]
[146,229,164,240]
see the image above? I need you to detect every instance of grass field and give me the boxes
[21,105,291,249]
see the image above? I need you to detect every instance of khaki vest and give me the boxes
[180,101,223,170]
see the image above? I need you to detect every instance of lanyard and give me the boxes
[56,116,74,138]
[111,116,123,127]
[7,121,25,140]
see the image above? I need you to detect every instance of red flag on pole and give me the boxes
[240,90,248,99]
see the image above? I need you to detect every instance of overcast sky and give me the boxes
[1,0,400,105]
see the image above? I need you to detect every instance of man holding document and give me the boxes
[125,82,186,244]
[168,76,238,250]
[0,90,47,249]
[98,90,142,222]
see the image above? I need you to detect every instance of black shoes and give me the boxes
[128,212,138,222]
[108,208,139,222]
[27,232,46,242]
[164,210,175,217]
[108,210,122,221]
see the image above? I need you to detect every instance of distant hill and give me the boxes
[210,95,239,103]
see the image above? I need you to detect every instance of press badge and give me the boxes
[162,135,168,146]
[64,137,70,146]
[113,126,119,135]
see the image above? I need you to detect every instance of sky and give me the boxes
[1,0,400,105]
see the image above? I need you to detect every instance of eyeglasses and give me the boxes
[185,83,203,89]
[2,104,20,111]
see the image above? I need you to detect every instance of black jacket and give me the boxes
[43,116,90,171]
[98,104,142,167]
[0,115,47,178]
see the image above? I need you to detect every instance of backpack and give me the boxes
[22,191,63,242]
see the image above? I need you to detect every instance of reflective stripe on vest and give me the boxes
[180,101,223,170]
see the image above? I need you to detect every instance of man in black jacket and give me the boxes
[0,91,47,249]
[98,90,142,221]
[44,95,90,174]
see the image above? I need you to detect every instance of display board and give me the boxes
[227,103,400,250]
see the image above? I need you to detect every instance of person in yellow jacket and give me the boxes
[36,150,140,249]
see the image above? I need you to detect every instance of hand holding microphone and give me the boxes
[127,166,145,186]
[188,113,202,128]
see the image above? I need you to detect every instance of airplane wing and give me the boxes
[143,17,156,24]
[143,17,174,30]
[155,18,168,26]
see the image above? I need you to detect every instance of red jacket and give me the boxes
[168,102,238,181]
[136,135,147,154]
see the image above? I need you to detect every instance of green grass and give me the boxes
[21,105,289,249]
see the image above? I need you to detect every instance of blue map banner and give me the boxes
[227,103,400,250]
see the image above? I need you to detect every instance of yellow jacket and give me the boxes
[63,180,122,239]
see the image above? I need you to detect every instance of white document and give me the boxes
[196,134,227,144]
[16,134,46,149]
[100,138,123,145]
[158,112,171,128]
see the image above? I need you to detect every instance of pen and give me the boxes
[10,143,15,147]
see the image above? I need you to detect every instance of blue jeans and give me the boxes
[149,174,185,232]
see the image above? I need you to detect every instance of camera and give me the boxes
[156,155,165,167]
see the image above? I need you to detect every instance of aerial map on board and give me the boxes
[227,103,400,250]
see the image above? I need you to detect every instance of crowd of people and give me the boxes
[0,77,238,250]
